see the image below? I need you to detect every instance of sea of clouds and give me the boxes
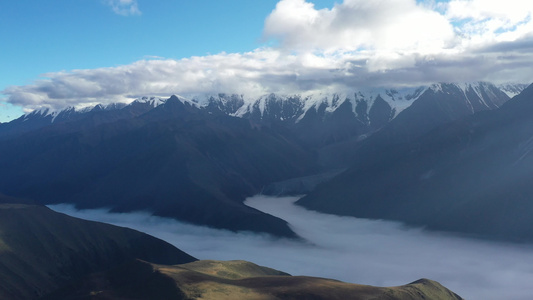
[49,195,533,299]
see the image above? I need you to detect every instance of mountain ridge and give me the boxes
[0,81,526,237]
[298,83,533,242]
[46,259,464,300]
[3,82,523,137]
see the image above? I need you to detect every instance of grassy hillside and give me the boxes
[0,199,195,300]
[160,260,463,300]
[52,260,463,300]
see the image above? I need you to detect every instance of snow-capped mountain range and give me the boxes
[1,82,526,147]
[0,81,531,239]
[20,82,525,124]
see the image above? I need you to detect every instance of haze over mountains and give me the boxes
[1,80,532,298]
[0,194,464,300]
[4,1,533,299]
[0,81,528,239]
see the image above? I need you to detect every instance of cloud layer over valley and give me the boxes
[4,0,533,112]
[49,195,533,300]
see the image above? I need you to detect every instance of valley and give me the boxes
[49,195,533,300]
[0,82,525,240]
[3,1,533,298]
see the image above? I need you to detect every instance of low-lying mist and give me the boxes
[49,195,533,300]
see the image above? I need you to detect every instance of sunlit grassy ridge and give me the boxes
[173,260,290,279]
[47,259,465,299]
[154,260,464,300]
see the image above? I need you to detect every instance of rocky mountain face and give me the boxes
[299,83,533,242]
[315,82,523,167]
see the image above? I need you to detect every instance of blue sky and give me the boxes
[2,0,533,122]
[0,0,334,86]
[0,0,295,121]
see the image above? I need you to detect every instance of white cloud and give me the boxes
[264,0,456,54]
[446,0,533,47]
[49,195,533,300]
[446,0,532,23]
[3,0,533,112]
[104,0,141,16]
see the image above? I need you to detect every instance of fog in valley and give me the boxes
[49,195,533,300]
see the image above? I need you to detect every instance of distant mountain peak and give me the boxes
[498,82,529,98]
[133,96,166,107]
[16,82,527,127]
[3,82,527,148]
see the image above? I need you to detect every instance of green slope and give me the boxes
[45,260,464,300]
[158,260,463,300]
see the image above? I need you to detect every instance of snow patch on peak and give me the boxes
[429,83,445,93]
[172,95,202,108]
[133,95,201,109]
[498,83,528,98]
[429,82,474,93]
[24,106,62,122]
[134,96,166,107]
[77,103,124,114]
[431,82,497,94]
[233,93,304,118]
[351,86,427,117]
[24,102,125,123]
[298,92,347,114]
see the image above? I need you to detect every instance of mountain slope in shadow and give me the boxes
[299,83,533,242]
[0,97,317,237]
[0,195,196,300]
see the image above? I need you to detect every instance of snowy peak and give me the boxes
[6,82,526,143]
[132,96,166,108]
[235,94,306,122]
[23,106,75,123]
[498,83,528,98]
[18,83,522,127]
[22,103,126,123]
[429,82,526,98]
[427,82,516,114]
[350,86,427,118]
[130,95,203,111]
[205,94,245,115]
[229,86,427,126]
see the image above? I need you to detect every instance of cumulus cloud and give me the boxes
[104,0,141,16]
[446,0,533,49]
[3,0,533,112]
[49,195,533,300]
[264,0,456,54]
[4,49,530,111]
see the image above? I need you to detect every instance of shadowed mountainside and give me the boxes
[0,96,317,237]
[299,83,533,242]
[0,196,196,300]
[0,83,518,237]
